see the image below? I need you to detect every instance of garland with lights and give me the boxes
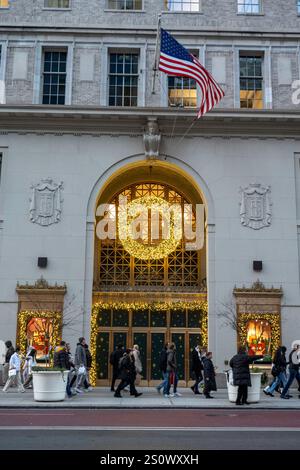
[238,313,281,356]
[17,310,62,361]
[90,300,208,385]
[118,195,182,260]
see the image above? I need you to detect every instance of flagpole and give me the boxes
[151,14,162,94]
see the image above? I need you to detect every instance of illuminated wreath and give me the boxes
[118,195,182,260]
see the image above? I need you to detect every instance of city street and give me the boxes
[1,408,300,450]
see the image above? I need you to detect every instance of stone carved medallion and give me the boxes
[30,178,63,226]
[240,183,272,230]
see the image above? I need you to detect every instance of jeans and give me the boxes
[266,371,287,394]
[157,372,168,392]
[165,371,178,395]
[281,368,300,397]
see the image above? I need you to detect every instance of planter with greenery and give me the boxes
[225,365,269,403]
[32,367,68,402]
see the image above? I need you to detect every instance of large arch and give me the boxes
[83,155,217,382]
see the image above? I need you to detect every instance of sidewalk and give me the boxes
[1,387,300,409]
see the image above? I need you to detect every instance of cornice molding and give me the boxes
[0,106,300,138]
[1,25,300,40]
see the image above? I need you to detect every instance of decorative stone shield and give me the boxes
[240,183,272,230]
[30,178,63,226]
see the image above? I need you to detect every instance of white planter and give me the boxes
[225,371,262,403]
[32,370,69,402]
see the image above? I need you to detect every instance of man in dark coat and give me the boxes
[191,345,203,395]
[156,342,169,394]
[3,341,15,384]
[203,352,217,398]
[110,344,124,392]
[229,346,263,405]
[114,349,142,398]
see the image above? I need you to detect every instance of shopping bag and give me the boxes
[8,369,17,378]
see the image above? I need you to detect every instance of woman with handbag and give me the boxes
[263,346,288,397]
[2,347,25,393]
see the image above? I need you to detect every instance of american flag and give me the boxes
[159,28,225,118]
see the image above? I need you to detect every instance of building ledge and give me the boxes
[0,105,299,138]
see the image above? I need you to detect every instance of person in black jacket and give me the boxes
[191,345,204,395]
[54,341,70,370]
[54,341,72,398]
[263,346,288,397]
[114,349,142,398]
[203,352,217,398]
[229,346,263,405]
[110,344,124,392]
[156,343,169,394]
[3,341,15,384]
[83,343,93,390]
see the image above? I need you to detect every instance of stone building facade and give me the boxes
[0,0,300,385]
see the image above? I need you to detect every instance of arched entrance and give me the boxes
[89,161,210,387]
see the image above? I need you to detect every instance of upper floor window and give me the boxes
[44,0,70,8]
[165,0,200,12]
[42,50,67,105]
[240,54,263,109]
[168,77,197,108]
[297,0,300,14]
[237,0,261,14]
[107,0,143,9]
[0,154,2,186]
[109,53,138,107]
[0,0,9,8]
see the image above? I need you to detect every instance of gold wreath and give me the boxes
[118,195,182,260]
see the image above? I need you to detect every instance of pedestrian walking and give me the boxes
[74,337,87,394]
[109,344,124,392]
[280,343,300,399]
[156,342,169,394]
[53,340,72,397]
[191,345,204,395]
[22,346,37,389]
[2,347,25,393]
[114,349,142,398]
[202,352,217,399]
[66,343,77,397]
[263,346,288,397]
[164,343,182,398]
[83,343,93,391]
[229,346,262,405]
[3,340,15,384]
[132,344,142,385]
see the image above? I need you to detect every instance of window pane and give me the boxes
[166,1,200,12]
[239,55,263,109]
[237,0,261,14]
[44,0,70,7]
[109,53,139,107]
[42,50,67,105]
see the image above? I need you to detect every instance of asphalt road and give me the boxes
[1,429,300,450]
[0,409,300,450]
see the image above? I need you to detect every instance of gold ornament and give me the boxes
[118,195,182,260]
